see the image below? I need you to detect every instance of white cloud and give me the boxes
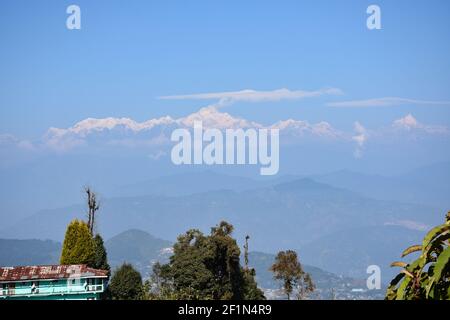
[271,119,341,139]
[44,130,85,152]
[392,114,449,134]
[384,220,429,232]
[352,122,368,158]
[392,114,420,130]
[178,106,261,129]
[58,116,176,137]
[346,115,449,158]
[43,116,176,151]
[41,105,345,151]
[7,109,448,156]
[39,87,345,151]
[327,97,450,108]
[160,87,343,103]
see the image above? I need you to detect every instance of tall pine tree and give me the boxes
[60,219,95,266]
[92,234,110,273]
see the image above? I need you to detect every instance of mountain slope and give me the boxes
[112,171,269,197]
[313,161,450,209]
[299,225,424,280]
[0,239,61,266]
[105,229,172,277]
[2,178,439,243]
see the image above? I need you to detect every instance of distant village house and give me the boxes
[0,265,108,300]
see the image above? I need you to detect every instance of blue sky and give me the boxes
[0,0,450,225]
[1,0,450,139]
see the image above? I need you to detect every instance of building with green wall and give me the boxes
[0,265,109,300]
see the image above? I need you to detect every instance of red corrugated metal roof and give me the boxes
[0,265,108,282]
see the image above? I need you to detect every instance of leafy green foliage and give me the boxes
[146,221,265,300]
[296,272,316,300]
[60,219,95,266]
[143,262,177,300]
[242,268,266,300]
[109,263,144,300]
[92,234,110,273]
[386,211,450,300]
[270,250,315,300]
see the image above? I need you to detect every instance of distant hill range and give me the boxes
[0,230,385,299]
[0,238,61,266]
[1,167,445,280]
[105,229,172,277]
[111,161,450,210]
[312,161,450,210]
[248,251,384,300]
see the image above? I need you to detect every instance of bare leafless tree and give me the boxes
[244,235,250,271]
[85,187,99,234]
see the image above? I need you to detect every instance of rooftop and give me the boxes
[0,265,108,282]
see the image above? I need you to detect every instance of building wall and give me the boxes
[1,277,106,300]
[4,292,102,300]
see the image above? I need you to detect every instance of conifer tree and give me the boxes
[60,219,95,266]
[92,234,110,273]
